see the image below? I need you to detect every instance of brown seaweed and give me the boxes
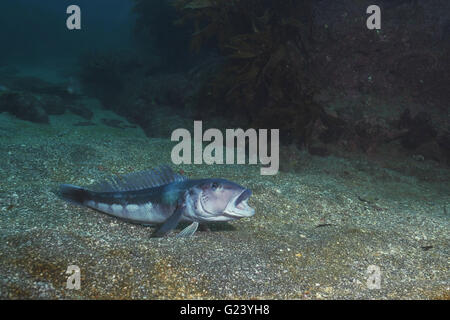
[174,0,321,145]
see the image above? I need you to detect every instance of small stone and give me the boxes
[323,287,333,294]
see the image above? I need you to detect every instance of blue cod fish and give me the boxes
[60,166,255,237]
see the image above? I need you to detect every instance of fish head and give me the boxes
[189,178,255,222]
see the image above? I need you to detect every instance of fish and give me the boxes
[59,165,255,237]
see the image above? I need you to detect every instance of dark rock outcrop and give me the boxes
[0,91,48,123]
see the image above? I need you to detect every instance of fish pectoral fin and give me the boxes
[151,206,184,238]
[176,222,199,238]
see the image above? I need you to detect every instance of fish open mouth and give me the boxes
[224,189,255,218]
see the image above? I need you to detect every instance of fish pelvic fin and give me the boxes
[176,222,199,238]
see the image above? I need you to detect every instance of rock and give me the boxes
[142,74,191,107]
[39,94,66,115]
[415,141,446,163]
[67,103,93,120]
[9,76,68,96]
[0,91,48,123]
[437,132,450,164]
[73,121,95,127]
[399,110,437,149]
[308,144,330,157]
[313,90,333,105]
[101,118,136,129]
[412,154,425,161]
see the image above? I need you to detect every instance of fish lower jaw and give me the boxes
[224,201,255,218]
[223,211,252,220]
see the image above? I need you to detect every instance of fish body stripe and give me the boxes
[84,197,172,224]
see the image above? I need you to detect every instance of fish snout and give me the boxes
[224,189,255,218]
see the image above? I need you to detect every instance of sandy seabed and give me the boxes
[0,100,448,299]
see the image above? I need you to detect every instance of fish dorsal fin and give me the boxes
[89,165,187,192]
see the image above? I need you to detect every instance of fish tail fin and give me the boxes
[59,184,90,205]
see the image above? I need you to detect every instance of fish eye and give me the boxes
[211,182,219,190]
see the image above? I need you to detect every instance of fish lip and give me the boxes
[223,189,255,218]
[235,189,252,206]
